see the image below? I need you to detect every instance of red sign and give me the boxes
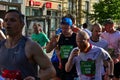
[34,2,41,6]
[29,0,34,6]
[29,0,41,6]
[46,2,52,8]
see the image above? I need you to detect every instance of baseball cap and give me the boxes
[61,17,72,26]
[104,19,114,25]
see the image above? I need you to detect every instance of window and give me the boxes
[32,9,42,16]
[8,6,18,10]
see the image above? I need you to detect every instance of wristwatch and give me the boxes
[108,75,114,78]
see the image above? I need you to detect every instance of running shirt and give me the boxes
[72,45,111,80]
[0,36,38,79]
[31,32,49,53]
[101,31,120,56]
[31,32,49,47]
[89,37,108,50]
[58,33,78,78]
[58,33,77,59]
[89,37,108,76]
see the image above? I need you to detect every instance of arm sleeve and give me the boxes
[101,48,111,60]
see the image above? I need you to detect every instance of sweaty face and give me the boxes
[92,26,102,38]
[3,12,23,36]
[104,24,114,33]
[76,34,88,52]
[61,24,71,35]
[33,24,38,33]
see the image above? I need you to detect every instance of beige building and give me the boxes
[0,0,99,37]
[24,0,62,37]
[0,0,23,18]
[81,0,99,24]
[65,0,99,25]
[50,0,99,26]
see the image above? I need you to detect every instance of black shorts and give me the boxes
[52,59,77,80]
[114,62,120,78]
[52,62,61,78]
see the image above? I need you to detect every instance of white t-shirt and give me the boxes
[89,37,108,50]
[101,31,120,55]
[89,38,108,75]
[71,45,111,80]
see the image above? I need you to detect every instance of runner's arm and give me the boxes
[46,35,59,53]
[26,40,56,80]
[65,48,79,72]
[55,47,62,69]
[106,57,114,78]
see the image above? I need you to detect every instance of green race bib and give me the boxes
[60,45,73,59]
[80,60,95,75]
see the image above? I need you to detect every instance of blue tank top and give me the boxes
[0,36,38,79]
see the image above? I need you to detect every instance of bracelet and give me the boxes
[108,75,114,78]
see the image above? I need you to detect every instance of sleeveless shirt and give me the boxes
[58,33,77,59]
[58,33,77,77]
[58,33,77,48]
[0,36,38,79]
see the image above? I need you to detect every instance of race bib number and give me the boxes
[60,45,73,59]
[80,61,95,75]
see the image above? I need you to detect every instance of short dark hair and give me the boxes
[5,9,24,23]
[83,23,88,28]
[65,14,76,23]
[104,19,114,25]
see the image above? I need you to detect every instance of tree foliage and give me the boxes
[88,0,120,24]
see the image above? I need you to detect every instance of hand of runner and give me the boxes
[58,62,63,70]
[69,48,80,60]
[51,35,59,42]
[72,48,80,55]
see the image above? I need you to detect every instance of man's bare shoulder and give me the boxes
[25,38,43,58]
[25,38,38,48]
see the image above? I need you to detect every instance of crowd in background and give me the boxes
[0,9,120,80]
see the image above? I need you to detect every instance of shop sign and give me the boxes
[28,0,58,9]
[46,2,52,8]
[29,0,41,6]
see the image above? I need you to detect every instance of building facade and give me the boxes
[25,0,67,38]
[0,0,23,18]
[0,0,99,37]
[68,0,99,26]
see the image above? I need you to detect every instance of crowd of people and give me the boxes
[0,9,120,80]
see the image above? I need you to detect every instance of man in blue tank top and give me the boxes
[0,9,56,80]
